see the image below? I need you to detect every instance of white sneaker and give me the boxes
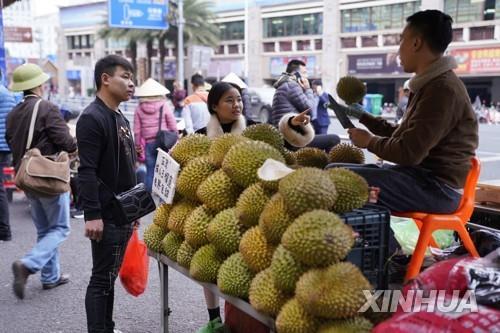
[113,330,123,333]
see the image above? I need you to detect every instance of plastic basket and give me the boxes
[341,204,390,289]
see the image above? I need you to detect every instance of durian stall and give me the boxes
[144,126,390,333]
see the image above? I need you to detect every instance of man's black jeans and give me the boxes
[326,163,462,214]
[0,152,11,240]
[85,222,133,333]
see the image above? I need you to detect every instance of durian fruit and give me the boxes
[239,226,276,273]
[278,168,337,217]
[184,206,214,248]
[153,203,172,232]
[161,232,184,261]
[176,156,217,201]
[259,193,292,245]
[336,76,366,104]
[143,223,167,253]
[235,183,272,227]
[275,298,320,333]
[282,210,354,267]
[282,149,297,166]
[222,141,285,188]
[242,123,285,152]
[170,133,211,167]
[270,245,308,294]
[206,208,243,256]
[208,133,250,167]
[217,252,255,299]
[295,262,372,319]
[326,168,369,213]
[177,240,197,269]
[197,169,242,213]
[167,200,197,236]
[317,317,373,333]
[328,143,365,164]
[248,268,290,317]
[189,244,226,283]
[294,147,329,169]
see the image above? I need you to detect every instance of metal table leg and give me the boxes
[158,260,169,333]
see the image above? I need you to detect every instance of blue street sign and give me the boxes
[108,0,168,30]
[0,7,7,84]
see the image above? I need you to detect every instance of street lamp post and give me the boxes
[177,0,184,87]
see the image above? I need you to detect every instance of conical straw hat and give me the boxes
[135,78,170,97]
[222,72,247,89]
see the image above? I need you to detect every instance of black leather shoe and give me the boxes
[0,235,12,241]
[42,274,70,290]
[12,260,31,299]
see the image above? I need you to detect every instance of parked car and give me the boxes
[245,87,275,124]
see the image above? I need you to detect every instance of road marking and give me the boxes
[476,151,500,156]
[479,156,500,163]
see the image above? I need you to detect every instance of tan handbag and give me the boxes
[14,99,71,197]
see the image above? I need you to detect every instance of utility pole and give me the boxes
[243,0,249,81]
[177,0,184,87]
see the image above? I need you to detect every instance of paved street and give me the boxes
[0,194,218,333]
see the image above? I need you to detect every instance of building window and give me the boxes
[470,26,495,40]
[218,21,244,40]
[361,35,378,47]
[314,39,322,50]
[263,13,323,38]
[228,44,239,54]
[296,40,311,51]
[263,42,275,52]
[279,41,292,52]
[341,37,357,48]
[452,28,463,42]
[215,45,225,55]
[67,34,94,50]
[383,34,399,46]
[444,0,484,23]
[341,1,421,32]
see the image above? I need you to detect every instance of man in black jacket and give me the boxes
[77,55,136,333]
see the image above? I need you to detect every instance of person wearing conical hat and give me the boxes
[6,63,77,299]
[133,78,177,192]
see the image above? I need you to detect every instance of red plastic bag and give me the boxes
[119,229,149,296]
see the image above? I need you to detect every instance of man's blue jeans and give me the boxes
[23,192,71,284]
[145,142,158,192]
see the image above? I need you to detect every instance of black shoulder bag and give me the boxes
[99,113,156,225]
[154,105,178,152]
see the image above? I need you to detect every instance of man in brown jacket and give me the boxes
[6,63,77,299]
[328,10,478,214]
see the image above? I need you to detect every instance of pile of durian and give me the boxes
[144,124,373,333]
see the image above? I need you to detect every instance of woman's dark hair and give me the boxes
[406,10,453,54]
[207,82,241,114]
[94,55,134,91]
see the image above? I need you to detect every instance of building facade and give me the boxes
[53,0,500,103]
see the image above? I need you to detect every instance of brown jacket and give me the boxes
[360,56,478,188]
[6,95,77,171]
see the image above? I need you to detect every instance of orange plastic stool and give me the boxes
[393,157,481,282]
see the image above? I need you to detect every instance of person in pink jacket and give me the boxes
[134,78,177,192]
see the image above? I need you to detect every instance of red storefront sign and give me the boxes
[450,47,500,74]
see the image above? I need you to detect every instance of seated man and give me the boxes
[328,10,478,214]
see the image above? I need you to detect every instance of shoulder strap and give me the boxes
[158,106,164,132]
[25,99,42,151]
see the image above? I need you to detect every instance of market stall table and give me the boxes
[148,250,277,333]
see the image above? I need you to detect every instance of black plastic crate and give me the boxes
[340,204,390,290]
